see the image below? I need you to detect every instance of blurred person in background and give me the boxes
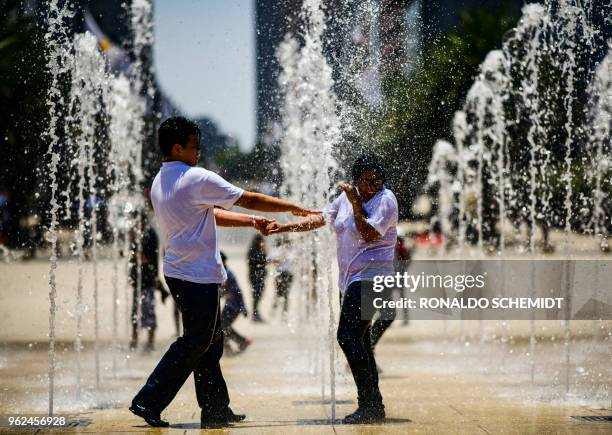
[247,233,267,322]
[269,236,294,318]
[220,251,251,356]
[129,211,170,352]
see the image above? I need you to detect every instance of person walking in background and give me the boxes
[220,251,251,356]
[129,213,169,352]
[247,234,267,322]
[269,236,294,318]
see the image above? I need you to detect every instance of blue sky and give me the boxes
[153,0,255,151]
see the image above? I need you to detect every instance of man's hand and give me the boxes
[253,216,276,236]
[339,183,360,205]
[265,221,283,235]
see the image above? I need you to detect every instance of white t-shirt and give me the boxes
[150,161,244,284]
[324,187,398,292]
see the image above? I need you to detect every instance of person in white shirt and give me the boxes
[130,117,320,429]
[267,153,397,424]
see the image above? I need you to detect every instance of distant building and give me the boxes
[254,0,302,144]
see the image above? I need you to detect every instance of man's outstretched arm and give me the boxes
[235,191,321,216]
[213,208,274,234]
[267,215,326,234]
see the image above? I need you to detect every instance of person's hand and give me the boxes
[339,183,360,205]
[291,205,322,216]
[253,216,276,235]
[265,221,283,235]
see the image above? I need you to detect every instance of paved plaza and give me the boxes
[0,230,611,433]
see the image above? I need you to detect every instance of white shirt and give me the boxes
[324,187,398,292]
[150,161,244,284]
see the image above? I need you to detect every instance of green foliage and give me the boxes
[363,4,519,217]
[211,143,253,180]
[210,141,280,186]
[502,4,602,231]
[0,0,49,246]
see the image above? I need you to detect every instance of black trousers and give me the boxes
[132,277,229,416]
[337,281,384,409]
[371,287,397,347]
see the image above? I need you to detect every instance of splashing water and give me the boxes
[426,140,458,252]
[278,0,341,420]
[42,0,153,414]
[68,31,111,395]
[127,0,154,347]
[43,0,75,417]
[427,0,606,398]
[588,44,611,247]
[107,75,146,376]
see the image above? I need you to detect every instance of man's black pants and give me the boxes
[132,277,229,416]
[337,281,383,409]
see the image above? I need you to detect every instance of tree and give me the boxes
[0,0,49,248]
[360,4,520,218]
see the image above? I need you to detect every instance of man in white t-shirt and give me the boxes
[130,117,319,428]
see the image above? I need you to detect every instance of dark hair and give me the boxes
[351,153,386,184]
[158,116,200,157]
[220,251,227,263]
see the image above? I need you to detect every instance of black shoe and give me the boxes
[129,403,169,427]
[224,407,246,422]
[342,405,385,424]
[200,417,228,429]
[200,407,246,428]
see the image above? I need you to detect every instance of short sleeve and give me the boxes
[323,194,343,227]
[366,193,398,236]
[195,170,244,209]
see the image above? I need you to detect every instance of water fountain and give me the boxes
[426,139,458,252]
[67,31,110,398]
[588,43,612,250]
[42,0,154,414]
[36,0,610,420]
[277,0,342,420]
[426,0,609,399]
[587,44,611,341]
[277,0,610,413]
[107,75,147,376]
[43,0,76,416]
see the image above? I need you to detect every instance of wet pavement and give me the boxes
[1,315,611,434]
[0,229,611,433]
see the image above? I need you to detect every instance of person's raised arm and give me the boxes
[339,183,381,243]
[235,191,321,216]
[213,208,275,235]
